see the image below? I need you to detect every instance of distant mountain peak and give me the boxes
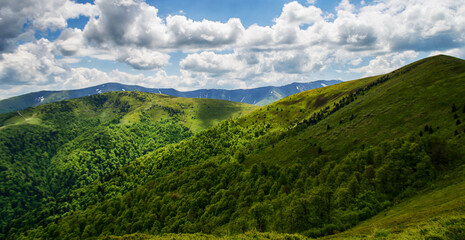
[0,80,341,114]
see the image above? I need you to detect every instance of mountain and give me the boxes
[4,55,465,239]
[0,92,257,239]
[0,80,341,114]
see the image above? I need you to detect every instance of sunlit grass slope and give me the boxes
[238,55,463,163]
[1,91,257,133]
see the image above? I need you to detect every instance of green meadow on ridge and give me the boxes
[1,55,465,239]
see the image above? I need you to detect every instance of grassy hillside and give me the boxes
[0,92,256,238]
[0,91,256,133]
[9,55,465,239]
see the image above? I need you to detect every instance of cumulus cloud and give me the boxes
[174,0,464,85]
[83,0,167,49]
[114,47,170,70]
[307,0,317,5]
[180,52,244,75]
[0,39,69,87]
[32,0,97,31]
[0,0,95,52]
[275,1,323,26]
[55,28,87,56]
[350,51,419,76]
[53,0,465,77]
[83,0,245,51]
[166,16,244,49]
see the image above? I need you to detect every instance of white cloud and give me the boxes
[114,47,170,70]
[0,39,69,87]
[55,28,87,56]
[180,52,244,75]
[32,0,97,31]
[166,16,244,49]
[429,48,465,58]
[83,0,167,49]
[336,0,356,13]
[83,0,245,51]
[307,0,317,5]
[350,51,419,76]
[0,0,96,52]
[68,0,465,77]
[275,1,323,26]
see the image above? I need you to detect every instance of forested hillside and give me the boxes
[4,55,465,239]
[0,92,256,239]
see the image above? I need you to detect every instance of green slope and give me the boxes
[0,92,257,239]
[12,55,465,239]
[324,167,465,239]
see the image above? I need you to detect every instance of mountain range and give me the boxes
[1,55,465,239]
[0,80,341,114]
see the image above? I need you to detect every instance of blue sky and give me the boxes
[0,0,464,99]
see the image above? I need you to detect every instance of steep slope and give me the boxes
[325,167,465,239]
[14,55,465,239]
[0,92,257,239]
[0,80,341,113]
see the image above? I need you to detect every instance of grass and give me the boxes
[325,165,465,239]
[241,55,465,167]
[0,92,258,133]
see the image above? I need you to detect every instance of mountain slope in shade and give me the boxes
[0,80,341,113]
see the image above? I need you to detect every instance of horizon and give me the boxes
[1,0,464,100]
[2,79,343,100]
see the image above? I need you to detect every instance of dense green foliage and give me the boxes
[0,92,255,239]
[20,133,464,239]
[3,55,465,239]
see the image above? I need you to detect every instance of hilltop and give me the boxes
[4,55,465,239]
[0,80,340,114]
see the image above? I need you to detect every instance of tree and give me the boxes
[452,103,457,112]
[248,202,272,232]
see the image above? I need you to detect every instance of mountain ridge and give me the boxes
[0,80,341,114]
